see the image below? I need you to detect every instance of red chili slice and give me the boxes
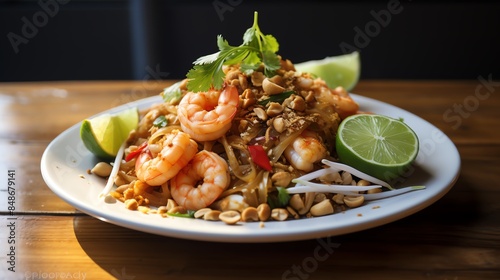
[248,144,272,172]
[125,141,147,162]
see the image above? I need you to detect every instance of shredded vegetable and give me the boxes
[99,141,127,199]
[321,159,393,189]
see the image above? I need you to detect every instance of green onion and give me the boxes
[167,210,196,218]
[258,90,294,106]
[153,115,168,128]
[289,179,383,193]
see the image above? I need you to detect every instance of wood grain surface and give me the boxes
[0,80,499,279]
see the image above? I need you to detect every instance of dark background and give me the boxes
[1,0,499,82]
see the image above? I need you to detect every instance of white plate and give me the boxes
[40,94,460,243]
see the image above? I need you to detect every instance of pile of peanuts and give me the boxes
[90,160,377,226]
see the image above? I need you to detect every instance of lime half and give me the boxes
[80,107,139,160]
[294,51,360,91]
[336,114,419,182]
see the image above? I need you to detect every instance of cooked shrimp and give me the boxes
[177,85,239,142]
[135,130,198,186]
[284,130,327,172]
[314,80,359,119]
[170,150,230,210]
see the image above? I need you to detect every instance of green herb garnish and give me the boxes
[152,115,168,128]
[167,210,196,218]
[162,81,182,104]
[267,187,291,209]
[186,11,281,92]
[258,90,294,106]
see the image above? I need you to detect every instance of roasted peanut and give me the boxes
[166,198,178,211]
[194,208,211,219]
[297,77,313,89]
[253,107,268,121]
[271,208,289,221]
[300,192,316,215]
[204,210,221,221]
[267,102,284,117]
[226,69,240,80]
[314,193,328,203]
[262,77,285,95]
[272,117,285,133]
[343,195,365,208]
[332,193,345,205]
[271,171,292,187]
[241,207,259,222]
[341,171,353,185]
[114,175,129,188]
[138,206,150,214]
[288,95,306,111]
[168,205,187,214]
[289,194,305,213]
[280,59,295,71]
[257,203,271,221]
[239,74,248,90]
[251,71,265,86]
[124,199,138,210]
[91,162,112,177]
[157,206,168,214]
[241,89,256,109]
[309,199,334,217]
[219,210,241,225]
[319,171,342,184]
[367,188,382,194]
[357,179,371,186]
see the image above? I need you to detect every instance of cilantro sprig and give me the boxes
[186,12,281,92]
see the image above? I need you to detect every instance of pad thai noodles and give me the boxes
[90,12,421,224]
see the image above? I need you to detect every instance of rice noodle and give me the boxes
[148,125,182,144]
[271,124,309,162]
[221,135,257,182]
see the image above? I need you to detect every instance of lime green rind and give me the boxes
[294,51,360,91]
[336,114,419,181]
[80,120,115,160]
[80,107,139,160]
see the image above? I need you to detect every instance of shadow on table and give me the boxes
[72,168,484,279]
[73,216,334,280]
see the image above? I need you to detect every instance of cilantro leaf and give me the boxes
[186,12,281,92]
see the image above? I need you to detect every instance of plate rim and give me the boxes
[40,93,461,243]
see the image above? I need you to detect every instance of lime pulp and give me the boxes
[335,114,419,182]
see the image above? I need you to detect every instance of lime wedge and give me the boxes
[294,51,360,91]
[80,107,139,160]
[336,114,419,182]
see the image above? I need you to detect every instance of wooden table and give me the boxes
[1,80,499,279]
